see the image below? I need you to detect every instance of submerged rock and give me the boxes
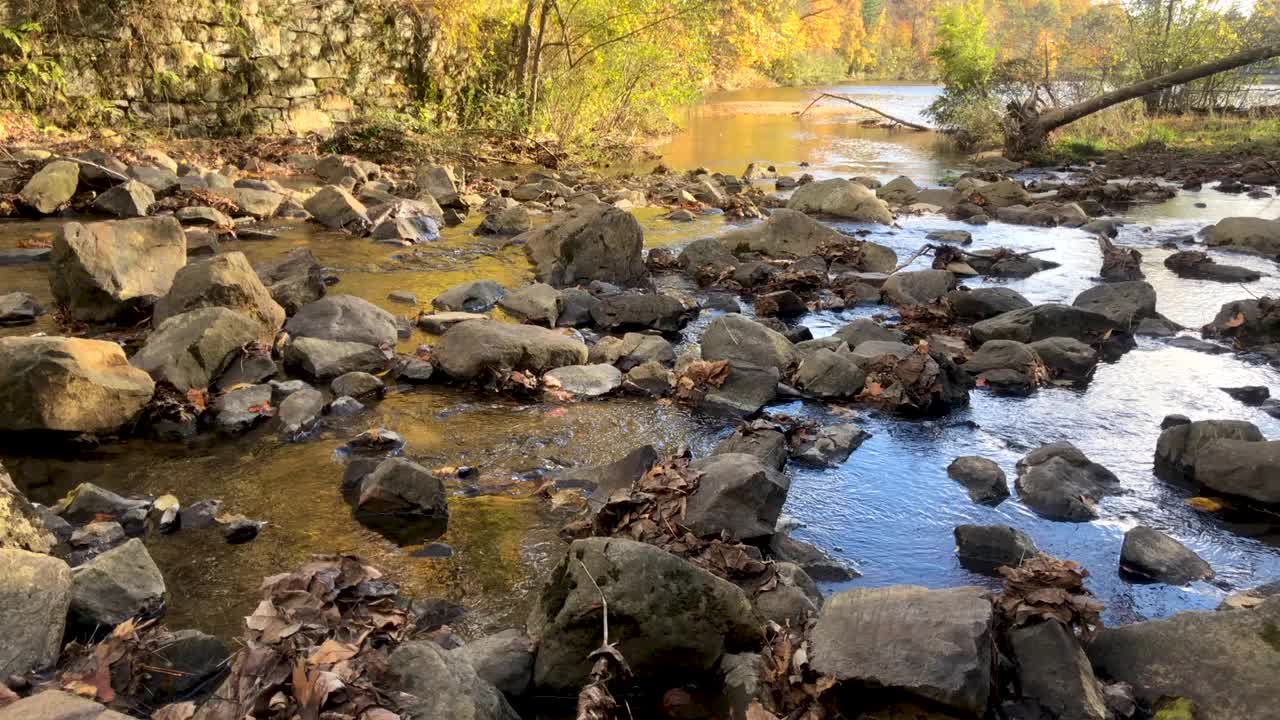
[0,336,155,433]
[51,216,187,322]
[810,585,993,715]
[432,279,506,313]
[544,363,622,397]
[1120,526,1214,585]
[1015,441,1121,521]
[528,537,757,692]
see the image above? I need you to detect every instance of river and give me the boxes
[2,84,1278,643]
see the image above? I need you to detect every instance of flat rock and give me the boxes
[284,337,385,379]
[432,280,506,313]
[434,320,587,379]
[286,295,398,346]
[544,363,622,396]
[0,691,139,720]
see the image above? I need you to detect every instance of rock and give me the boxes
[786,178,893,224]
[927,229,973,244]
[93,180,154,218]
[971,178,1032,208]
[69,538,165,628]
[331,371,384,399]
[557,444,658,503]
[684,453,790,540]
[55,483,149,526]
[0,291,43,325]
[452,629,536,698]
[284,337,385,379]
[20,160,79,214]
[391,640,520,720]
[1009,620,1108,720]
[965,249,1060,277]
[0,549,71,676]
[286,295,398,346]
[701,314,796,371]
[1015,442,1121,521]
[432,280,505,313]
[972,304,1116,345]
[768,533,859,581]
[1088,597,1280,720]
[278,386,326,436]
[1120,526,1214,584]
[498,283,561,326]
[714,427,787,471]
[1201,216,1280,257]
[154,252,285,342]
[304,185,369,231]
[1029,337,1099,384]
[357,457,448,521]
[589,292,695,334]
[211,384,272,434]
[1202,297,1280,348]
[415,164,462,199]
[131,307,260,391]
[794,349,865,398]
[877,175,920,204]
[964,339,1043,393]
[756,290,806,318]
[1,467,56,553]
[528,537,757,691]
[1072,280,1157,328]
[522,204,649,288]
[700,361,780,417]
[791,424,869,468]
[953,524,1038,570]
[622,361,675,396]
[175,206,232,227]
[834,318,907,348]
[51,217,187,322]
[947,456,1010,504]
[143,629,230,702]
[718,209,897,271]
[1221,385,1270,405]
[589,332,674,370]
[480,205,532,235]
[1154,419,1264,479]
[0,337,155,433]
[435,320,587,379]
[329,396,365,416]
[721,653,766,720]
[255,248,327,315]
[545,363,622,396]
[1194,439,1280,504]
[754,562,822,625]
[369,200,442,244]
[1164,250,1263,282]
[417,311,488,334]
[0,691,139,720]
[230,189,284,219]
[882,269,956,306]
[811,585,993,715]
[127,165,179,194]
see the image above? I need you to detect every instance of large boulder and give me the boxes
[284,337,385,379]
[1154,419,1264,479]
[1120,526,1214,584]
[1194,439,1280,505]
[701,314,797,371]
[1015,442,1120,521]
[390,640,521,720]
[131,307,260,391]
[882,269,956,306]
[0,549,72,677]
[947,287,1032,320]
[285,295,398,347]
[521,205,650,288]
[69,538,165,628]
[1009,620,1108,720]
[434,320,587,379]
[679,237,738,273]
[528,538,758,691]
[590,292,695,334]
[51,217,187,322]
[718,209,896,271]
[877,175,920,204]
[786,178,893,224]
[969,178,1031,208]
[0,337,155,433]
[93,180,154,218]
[153,252,285,342]
[1201,216,1280,258]
[19,159,79,214]
[810,585,993,715]
[972,304,1116,345]
[1201,297,1280,348]
[684,453,790,540]
[1087,597,1280,720]
[1072,280,1157,328]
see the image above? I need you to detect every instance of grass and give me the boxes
[1047,100,1280,162]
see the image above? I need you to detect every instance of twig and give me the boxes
[957,246,1055,259]
[890,244,932,273]
[796,92,934,132]
[580,560,609,645]
[49,155,131,182]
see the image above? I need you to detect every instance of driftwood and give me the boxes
[1005,41,1280,157]
[797,92,933,131]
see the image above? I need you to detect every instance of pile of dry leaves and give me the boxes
[673,359,731,403]
[857,346,950,413]
[196,555,413,720]
[995,553,1104,640]
[748,620,836,720]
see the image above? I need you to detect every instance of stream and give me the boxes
[2,83,1279,643]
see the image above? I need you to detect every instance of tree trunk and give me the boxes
[527,0,552,121]
[1005,41,1280,157]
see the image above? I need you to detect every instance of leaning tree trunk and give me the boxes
[1005,41,1280,158]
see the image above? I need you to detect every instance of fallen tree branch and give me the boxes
[575,560,630,720]
[797,92,933,131]
[50,155,131,182]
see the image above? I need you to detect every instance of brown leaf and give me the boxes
[307,639,359,666]
[153,702,197,720]
[1225,312,1247,328]
[747,702,781,720]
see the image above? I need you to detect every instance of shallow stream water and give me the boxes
[2,84,1279,643]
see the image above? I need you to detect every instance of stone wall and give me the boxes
[2,0,432,135]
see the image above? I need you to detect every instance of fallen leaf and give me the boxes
[1225,312,1247,328]
[1186,496,1227,512]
